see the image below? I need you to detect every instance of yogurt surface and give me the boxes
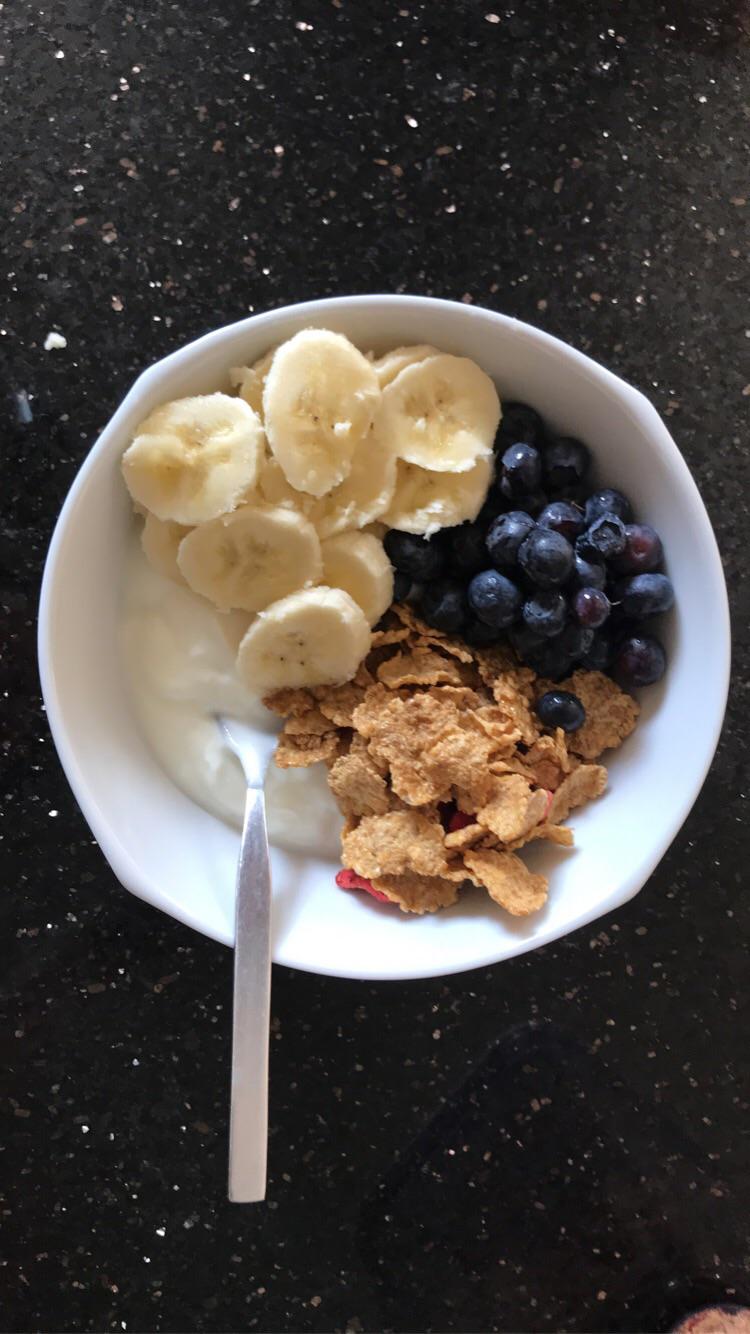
[119,540,342,857]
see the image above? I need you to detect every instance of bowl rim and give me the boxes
[37,294,731,976]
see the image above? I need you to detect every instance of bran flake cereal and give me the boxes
[264,607,639,917]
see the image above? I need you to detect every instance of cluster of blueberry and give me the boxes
[384,401,673,694]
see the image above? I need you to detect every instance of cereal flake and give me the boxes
[463,849,548,916]
[341,809,449,879]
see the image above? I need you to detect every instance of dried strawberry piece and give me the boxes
[438,801,456,830]
[335,868,391,904]
[541,789,554,820]
[447,809,475,834]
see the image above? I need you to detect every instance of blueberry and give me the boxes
[445,520,490,576]
[485,511,536,568]
[500,442,542,496]
[585,488,632,525]
[463,617,504,647]
[467,569,523,628]
[580,629,616,672]
[392,570,411,603]
[497,401,543,445]
[570,552,607,591]
[606,605,638,638]
[555,621,595,661]
[419,579,467,632]
[573,586,610,629]
[619,572,675,618]
[383,530,445,580]
[526,641,575,682]
[522,590,568,639]
[542,436,591,491]
[502,488,548,516]
[577,513,627,562]
[536,689,586,732]
[612,634,667,687]
[537,499,585,543]
[614,523,664,574]
[518,527,574,588]
[509,622,545,662]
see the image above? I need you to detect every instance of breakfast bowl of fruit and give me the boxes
[38,295,729,980]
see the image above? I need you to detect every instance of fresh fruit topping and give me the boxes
[525,639,575,681]
[314,427,397,539]
[419,579,467,632]
[382,456,493,537]
[380,353,500,473]
[463,616,504,647]
[320,530,394,626]
[522,589,568,639]
[335,868,391,903]
[584,488,632,525]
[486,510,536,568]
[618,572,675,618]
[444,520,491,575]
[577,512,627,561]
[122,394,265,525]
[500,442,542,497]
[370,344,438,389]
[383,530,445,580]
[497,401,544,445]
[177,504,322,613]
[263,328,380,497]
[573,586,611,629]
[509,622,545,659]
[235,586,371,692]
[542,436,591,491]
[468,569,523,628]
[508,489,548,517]
[447,809,476,833]
[393,570,412,602]
[614,523,663,574]
[570,552,607,590]
[537,499,585,542]
[231,348,276,417]
[518,527,574,588]
[580,628,616,671]
[556,621,595,661]
[536,689,586,732]
[612,634,667,687]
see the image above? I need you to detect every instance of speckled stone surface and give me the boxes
[3,1,749,1330]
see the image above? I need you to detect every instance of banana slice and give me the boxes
[380,354,500,473]
[236,586,371,692]
[230,348,276,418]
[314,424,397,539]
[122,394,265,525]
[256,452,323,522]
[383,455,493,537]
[140,512,191,584]
[177,503,322,613]
[371,343,439,389]
[321,531,394,626]
[263,329,380,497]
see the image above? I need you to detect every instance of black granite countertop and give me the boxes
[4,1,749,1330]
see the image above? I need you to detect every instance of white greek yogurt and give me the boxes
[119,540,342,857]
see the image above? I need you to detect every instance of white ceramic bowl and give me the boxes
[38,296,730,980]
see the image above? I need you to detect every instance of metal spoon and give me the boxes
[215,713,278,1203]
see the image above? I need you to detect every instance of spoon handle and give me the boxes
[228,785,271,1202]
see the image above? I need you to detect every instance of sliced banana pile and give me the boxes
[122,328,500,691]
